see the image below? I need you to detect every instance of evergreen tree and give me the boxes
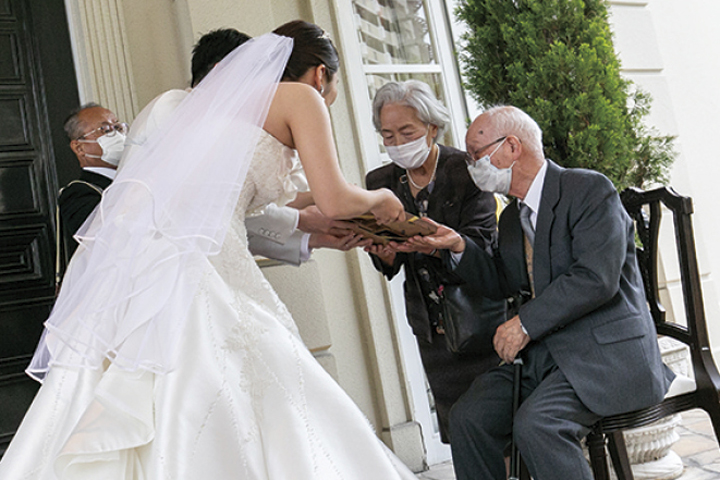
[456,0,674,189]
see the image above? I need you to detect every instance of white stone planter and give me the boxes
[623,414,683,480]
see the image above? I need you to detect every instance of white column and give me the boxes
[65,0,138,121]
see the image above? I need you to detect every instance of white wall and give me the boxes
[64,0,426,469]
[609,0,720,354]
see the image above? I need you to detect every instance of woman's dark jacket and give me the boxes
[365,144,498,344]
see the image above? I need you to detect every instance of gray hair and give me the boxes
[482,105,544,158]
[63,102,103,140]
[372,80,450,141]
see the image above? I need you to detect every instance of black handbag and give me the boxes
[440,279,506,356]
[415,254,506,357]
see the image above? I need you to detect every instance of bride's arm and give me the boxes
[286,191,314,210]
[276,84,403,223]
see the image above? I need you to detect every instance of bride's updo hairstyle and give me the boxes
[273,20,339,83]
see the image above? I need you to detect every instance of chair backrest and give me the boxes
[620,186,720,393]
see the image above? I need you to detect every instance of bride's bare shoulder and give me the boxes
[265,82,326,145]
[273,82,323,107]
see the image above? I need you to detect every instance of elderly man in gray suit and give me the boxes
[413,105,674,480]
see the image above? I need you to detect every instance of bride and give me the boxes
[0,20,416,480]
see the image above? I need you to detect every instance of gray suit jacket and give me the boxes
[454,160,673,416]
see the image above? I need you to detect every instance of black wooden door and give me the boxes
[0,0,80,456]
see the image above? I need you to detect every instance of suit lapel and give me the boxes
[533,160,563,295]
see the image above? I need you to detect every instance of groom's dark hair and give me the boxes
[191,28,252,87]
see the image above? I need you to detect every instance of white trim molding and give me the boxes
[63,0,138,121]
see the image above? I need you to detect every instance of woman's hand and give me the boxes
[365,242,398,265]
[309,232,372,251]
[370,189,405,225]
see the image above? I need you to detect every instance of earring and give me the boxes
[318,85,325,95]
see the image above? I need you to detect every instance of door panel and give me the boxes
[0,0,79,457]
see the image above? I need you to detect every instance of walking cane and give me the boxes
[509,356,524,480]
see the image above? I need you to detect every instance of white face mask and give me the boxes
[467,138,514,194]
[386,131,432,170]
[82,132,126,166]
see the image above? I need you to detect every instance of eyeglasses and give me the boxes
[76,122,129,140]
[466,136,507,165]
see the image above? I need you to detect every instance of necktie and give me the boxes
[519,203,535,246]
[519,203,535,297]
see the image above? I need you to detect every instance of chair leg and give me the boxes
[607,431,634,480]
[587,431,610,480]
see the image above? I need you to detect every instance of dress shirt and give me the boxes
[514,161,547,336]
[300,234,311,263]
[452,160,549,266]
[518,160,548,229]
[83,167,117,180]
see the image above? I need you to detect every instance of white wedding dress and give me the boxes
[0,131,417,480]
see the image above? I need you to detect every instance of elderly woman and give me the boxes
[364,80,504,443]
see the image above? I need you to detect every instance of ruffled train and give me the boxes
[0,261,416,479]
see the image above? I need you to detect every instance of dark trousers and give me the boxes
[417,334,498,443]
[449,342,601,480]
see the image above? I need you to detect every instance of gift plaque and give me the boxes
[347,213,436,245]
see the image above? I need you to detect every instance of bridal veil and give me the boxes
[28,33,293,381]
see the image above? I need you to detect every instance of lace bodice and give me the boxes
[237,129,302,220]
[209,129,301,337]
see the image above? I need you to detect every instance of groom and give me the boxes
[122,28,363,265]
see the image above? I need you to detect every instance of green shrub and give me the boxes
[456,0,674,189]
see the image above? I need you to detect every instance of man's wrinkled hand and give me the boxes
[393,241,435,255]
[493,315,530,364]
[404,218,465,254]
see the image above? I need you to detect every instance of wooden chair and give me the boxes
[586,186,720,480]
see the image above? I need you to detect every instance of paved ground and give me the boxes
[674,409,720,479]
[416,409,720,479]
